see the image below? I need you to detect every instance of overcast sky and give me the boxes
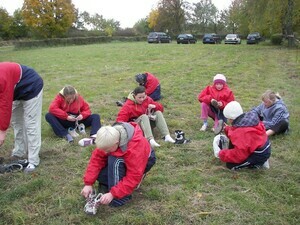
[0,0,232,28]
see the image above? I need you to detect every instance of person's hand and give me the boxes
[218,101,223,107]
[76,114,83,121]
[0,130,6,147]
[148,104,156,109]
[81,185,93,198]
[100,192,114,205]
[67,115,77,122]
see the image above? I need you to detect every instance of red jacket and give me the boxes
[48,92,91,120]
[144,72,160,96]
[219,121,268,163]
[116,94,163,122]
[198,84,234,110]
[83,122,151,199]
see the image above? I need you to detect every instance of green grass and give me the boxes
[0,42,299,225]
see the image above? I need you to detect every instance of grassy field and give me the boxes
[0,41,299,225]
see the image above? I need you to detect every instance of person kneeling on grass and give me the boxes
[213,101,271,170]
[116,86,175,148]
[45,85,101,146]
[81,122,156,208]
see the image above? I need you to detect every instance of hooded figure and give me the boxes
[135,72,161,101]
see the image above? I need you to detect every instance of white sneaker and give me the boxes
[149,139,160,147]
[68,127,79,138]
[262,160,270,169]
[78,138,94,147]
[78,123,86,135]
[200,124,207,131]
[24,163,36,173]
[164,134,175,143]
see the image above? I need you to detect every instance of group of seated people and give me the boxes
[198,74,289,171]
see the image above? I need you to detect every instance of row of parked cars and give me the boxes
[147,32,262,44]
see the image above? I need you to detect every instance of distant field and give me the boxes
[0,42,299,225]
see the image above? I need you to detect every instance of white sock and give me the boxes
[164,134,175,143]
[150,139,160,147]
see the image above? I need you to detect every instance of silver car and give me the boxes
[224,34,241,44]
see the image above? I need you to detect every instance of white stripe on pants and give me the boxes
[11,89,43,166]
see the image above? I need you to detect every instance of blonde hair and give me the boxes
[63,85,76,96]
[95,126,120,150]
[261,90,281,103]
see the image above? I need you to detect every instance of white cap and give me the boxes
[213,74,226,84]
[223,101,243,120]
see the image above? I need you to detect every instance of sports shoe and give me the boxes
[78,138,95,147]
[149,139,160,147]
[24,163,36,173]
[214,120,224,135]
[262,160,270,169]
[200,124,207,131]
[0,163,23,174]
[84,192,103,215]
[68,127,79,138]
[78,123,86,135]
[211,99,219,108]
[164,134,175,143]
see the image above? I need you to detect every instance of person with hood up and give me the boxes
[45,85,101,146]
[116,86,175,148]
[213,101,271,170]
[81,122,156,210]
[135,72,161,101]
[251,90,289,136]
[0,62,43,173]
[198,74,235,134]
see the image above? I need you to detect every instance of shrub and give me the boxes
[271,33,283,45]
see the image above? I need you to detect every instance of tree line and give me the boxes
[0,0,299,43]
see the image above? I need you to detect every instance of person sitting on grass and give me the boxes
[116,86,175,148]
[45,85,101,146]
[251,90,289,136]
[135,72,161,101]
[213,101,271,170]
[81,122,156,208]
[198,74,235,134]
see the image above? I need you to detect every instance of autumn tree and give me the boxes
[192,0,218,33]
[0,7,13,39]
[22,0,76,38]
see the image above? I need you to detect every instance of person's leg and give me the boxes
[11,100,26,158]
[149,85,161,101]
[97,155,131,207]
[267,119,289,136]
[22,89,43,166]
[45,113,75,137]
[154,111,175,143]
[137,114,154,140]
[200,103,215,130]
[81,114,101,136]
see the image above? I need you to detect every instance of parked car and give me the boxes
[176,34,197,44]
[224,34,241,44]
[247,32,261,44]
[147,32,171,43]
[202,33,222,44]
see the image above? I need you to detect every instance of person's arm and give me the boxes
[48,95,69,120]
[116,105,131,122]
[197,86,212,104]
[78,96,92,120]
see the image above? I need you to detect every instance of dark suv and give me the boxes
[147,32,171,43]
[176,34,197,44]
[247,32,261,44]
[202,33,221,44]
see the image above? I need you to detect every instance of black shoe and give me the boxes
[214,120,224,135]
[116,101,124,107]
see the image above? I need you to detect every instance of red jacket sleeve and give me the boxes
[83,149,108,185]
[0,62,21,131]
[144,72,159,96]
[198,86,213,104]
